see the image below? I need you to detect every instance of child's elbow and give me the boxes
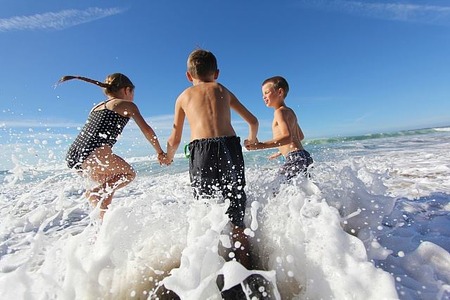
[250,117,259,127]
[168,135,181,147]
[299,133,305,141]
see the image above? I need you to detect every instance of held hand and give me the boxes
[244,138,259,151]
[157,152,171,165]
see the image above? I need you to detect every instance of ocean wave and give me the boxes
[1,129,449,299]
[434,126,450,132]
[307,126,450,145]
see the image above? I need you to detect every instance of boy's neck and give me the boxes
[192,78,216,85]
[188,70,218,86]
[273,100,286,109]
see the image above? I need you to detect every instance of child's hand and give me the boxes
[244,138,259,150]
[157,152,171,165]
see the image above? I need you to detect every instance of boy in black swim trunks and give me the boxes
[244,76,313,180]
[163,49,259,269]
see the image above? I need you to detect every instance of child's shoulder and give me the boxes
[275,105,297,118]
[281,105,295,113]
[109,99,138,112]
[183,82,227,94]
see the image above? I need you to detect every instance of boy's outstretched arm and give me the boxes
[229,93,259,143]
[166,98,185,162]
[245,109,292,150]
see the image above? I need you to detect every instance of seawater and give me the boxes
[1,126,450,299]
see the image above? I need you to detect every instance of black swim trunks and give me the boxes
[279,149,313,181]
[188,136,247,228]
[66,102,129,169]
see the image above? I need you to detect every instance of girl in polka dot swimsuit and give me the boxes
[59,73,168,218]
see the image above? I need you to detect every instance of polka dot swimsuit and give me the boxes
[66,100,129,169]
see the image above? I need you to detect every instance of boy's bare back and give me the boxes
[177,82,236,140]
[165,49,258,163]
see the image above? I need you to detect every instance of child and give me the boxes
[60,73,167,218]
[164,49,259,269]
[244,76,313,180]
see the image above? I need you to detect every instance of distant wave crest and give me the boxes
[308,127,450,145]
[434,127,450,132]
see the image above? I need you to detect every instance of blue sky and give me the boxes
[1,0,449,141]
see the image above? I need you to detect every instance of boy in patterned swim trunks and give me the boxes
[164,49,259,270]
[245,76,313,181]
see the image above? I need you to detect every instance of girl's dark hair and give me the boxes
[187,49,218,80]
[59,73,135,95]
[262,76,289,98]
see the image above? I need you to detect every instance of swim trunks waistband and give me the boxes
[189,135,238,146]
[286,149,307,157]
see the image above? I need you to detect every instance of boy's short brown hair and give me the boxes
[187,49,218,80]
[263,76,289,98]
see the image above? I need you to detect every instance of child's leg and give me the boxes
[231,225,253,270]
[82,146,136,217]
[85,188,115,219]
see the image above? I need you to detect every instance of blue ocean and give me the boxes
[1,125,449,299]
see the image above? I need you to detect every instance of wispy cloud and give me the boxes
[0,7,126,32]
[298,0,450,25]
[354,112,372,123]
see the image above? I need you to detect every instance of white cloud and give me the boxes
[298,0,450,25]
[0,7,126,32]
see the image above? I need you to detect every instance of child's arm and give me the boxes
[229,92,259,143]
[297,123,305,141]
[268,152,283,160]
[245,109,291,150]
[115,101,165,158]
[166,97,185,162]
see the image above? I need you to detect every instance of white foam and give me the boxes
[1,130,449,299]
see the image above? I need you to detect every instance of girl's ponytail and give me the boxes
[58,73,134,95]
[58,75,111,89]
